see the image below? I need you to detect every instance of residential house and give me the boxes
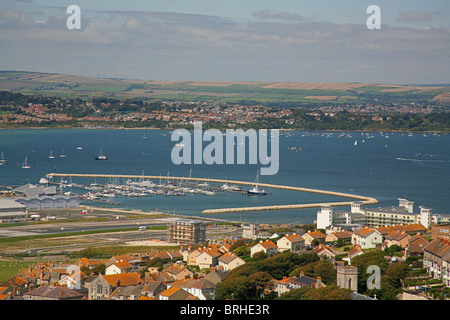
[382,230,410,250]
[1,276,31,297]
[276,233,304,252]
[431,224,450,241]
[86,273,143,300]
[325,231,353,244]
[195,246,223,269]
[159,286,198,300]
[313,244,335,261]
[105,260,133,275]
[351,227,383,249]
[141,280,166,298]
[302,230,326,246]
[273,272,325,297]
[251,240,278,257]
[187,247,207,266]
[443,255,450,287]
[76,257,104,270]
[217,252,245,271]
[23,285,84,300]
[166,278,216,300]
[273,276,298,296]
[376,224,427,237]
[110,285,143,300]
[343,245,365,265]
[291,272,325,289]
[423,238,450,286]
[0,286,14,300]
[164,262,194,280]
[204,268,227,285]
[58,270,88,289]
[405,234,429,257]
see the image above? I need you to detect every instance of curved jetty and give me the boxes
[46,173,378,214]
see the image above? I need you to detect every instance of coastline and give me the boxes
[0,125,448,134]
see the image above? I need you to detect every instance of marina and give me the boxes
[44,172,378,215]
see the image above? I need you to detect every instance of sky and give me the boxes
[0,0,449,84]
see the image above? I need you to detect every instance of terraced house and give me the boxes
[423,238,450,287]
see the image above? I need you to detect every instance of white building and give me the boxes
[351,227,383,249]
[317,198,445,230]
[0,198,27,223]
[250,240,278,257]
[14,195,80,210]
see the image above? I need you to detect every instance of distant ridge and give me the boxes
[0,70,449,104]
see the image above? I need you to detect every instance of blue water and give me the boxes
[0,129,449,224]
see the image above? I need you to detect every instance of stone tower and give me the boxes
[336,265,358,292]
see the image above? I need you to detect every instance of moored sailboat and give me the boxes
[247,171,267,195]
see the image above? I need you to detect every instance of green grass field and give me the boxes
[0,260,36,282]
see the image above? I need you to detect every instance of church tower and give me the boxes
[336,265,358,292]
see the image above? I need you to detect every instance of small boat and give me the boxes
[76,146,83,150]
[39,177,49,184]
[95,147,108,160]
[0,152,7,166]
[60,149,67,158]
[247,171,267,195]
[48,150,55,159]
[22,156,31,169]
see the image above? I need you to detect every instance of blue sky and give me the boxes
[0,0,449,84]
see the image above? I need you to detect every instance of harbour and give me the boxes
[44,172,378,214]
[0,128,449,224]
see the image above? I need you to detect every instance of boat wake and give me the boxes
[395,157,450,163]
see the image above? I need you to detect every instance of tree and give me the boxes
[290,259,336,285]
[277,287,311,300]
[301,285,352,300]
[351,250,389,293]
[91,263,106,275]
[385,263,410,289]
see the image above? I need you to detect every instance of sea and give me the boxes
[0,128,449,224]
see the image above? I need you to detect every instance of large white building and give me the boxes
[14,195,80,210]
[0,198,28,223]
[317,198,446,230]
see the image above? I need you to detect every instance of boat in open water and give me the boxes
[95,147,108,160]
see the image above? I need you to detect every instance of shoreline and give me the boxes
[0,126,448,134]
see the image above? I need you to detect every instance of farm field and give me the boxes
[0,71,449,105]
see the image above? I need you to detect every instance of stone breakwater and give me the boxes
[46,173,378,215]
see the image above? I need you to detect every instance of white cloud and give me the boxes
[0,9,449,83]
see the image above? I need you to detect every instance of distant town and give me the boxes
[0,91,449,132]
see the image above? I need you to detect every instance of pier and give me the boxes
[45,173,378,214]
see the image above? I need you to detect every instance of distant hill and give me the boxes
[0,71,449,106]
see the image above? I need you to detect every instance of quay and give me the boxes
[45,173,378,214]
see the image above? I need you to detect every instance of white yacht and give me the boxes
[247,172,267,195]
[95,147,108,160]
[22,156,31,169]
